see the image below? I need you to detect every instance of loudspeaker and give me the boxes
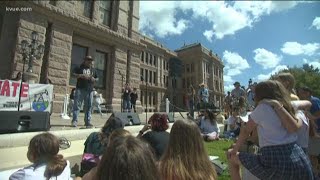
[0,111,50,134]
[112,112,141,126]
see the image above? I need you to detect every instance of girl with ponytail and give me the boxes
[10,132,71,180]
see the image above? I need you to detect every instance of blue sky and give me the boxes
[139,1,320,92]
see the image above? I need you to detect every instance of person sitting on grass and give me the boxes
[227,80,313,180]
[159,119,217,180]
[198,109,220,141]
[10,133,71,180]
[226,107,241,137]
[137,113,170,160]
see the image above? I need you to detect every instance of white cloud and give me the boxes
[311,17,320,30]
[223,75,233,83]
[140,1,302,40]
[281,42,320,56]
[203,30,214,42]
[256,65,288,81]
[139,1,189,38]
[222,50,250,92]
[253,48,282,69]
[223,51,250,75]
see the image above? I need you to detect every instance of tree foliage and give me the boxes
[278,64,320,97]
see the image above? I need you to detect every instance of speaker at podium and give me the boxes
[0,111,50,134]
[112,112,141,126]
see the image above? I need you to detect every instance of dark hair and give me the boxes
[100,116,124,145]
[255,80,296,119]
[300,86,312,94]
[148,113,169,131]
[28,133,67,179]
[96,136,158,180]
[205,109,217,124]
[160,120,217,180]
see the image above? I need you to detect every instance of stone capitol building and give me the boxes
[0,1,224,113]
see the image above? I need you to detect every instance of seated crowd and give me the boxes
[9,73,320,180]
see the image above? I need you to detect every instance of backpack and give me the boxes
[80,132,104,176]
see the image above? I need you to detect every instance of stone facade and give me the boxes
[176,43,225,108]
[0,1,224,114]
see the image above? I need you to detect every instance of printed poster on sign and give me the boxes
[0,79,53,112]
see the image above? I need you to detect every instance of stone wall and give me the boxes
[0,4,22,79]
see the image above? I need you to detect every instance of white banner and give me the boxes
[0,79,53,112]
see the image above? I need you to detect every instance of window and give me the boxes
[163,75,166,86]
[146,52,149,64]
[141,52,144,62]
[149,53,152,64]
[69,44,88,86]
[191,63,194,72]
[145,69,148,83]
[140,68,144,80]
[186,64,190,72]
[182,78,185,88]
[153,71,156,84]
[149,70,152,83]
[82,0,93,18]
[149,92,152,105]
[153,92,157,105]
[166,76,168,87]
[206,63,209,73]
[94,51,107,88]
[153,55,157,66]
[98,1,112,26]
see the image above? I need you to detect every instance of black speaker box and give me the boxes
[0,111,50,134]
[112,112,141,126]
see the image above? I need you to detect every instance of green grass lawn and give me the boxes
[205,139,234,180]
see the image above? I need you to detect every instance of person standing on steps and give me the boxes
[72,56,98,128]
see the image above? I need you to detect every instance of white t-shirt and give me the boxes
[291,101,309,148]
[250,103,297,148]
[9,160,71,180]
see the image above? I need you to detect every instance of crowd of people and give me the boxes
[223,72,320,179]
[9,114,219,180]
[9,54,320,179]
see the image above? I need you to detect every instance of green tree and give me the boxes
[278,64,320,97]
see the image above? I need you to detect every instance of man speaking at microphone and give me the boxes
[72,55,98,128]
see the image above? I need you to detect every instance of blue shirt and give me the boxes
[310,96,320,132]
[198,88,209,103]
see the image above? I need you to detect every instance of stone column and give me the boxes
[109,46,127,112]
[47,22,73,113]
